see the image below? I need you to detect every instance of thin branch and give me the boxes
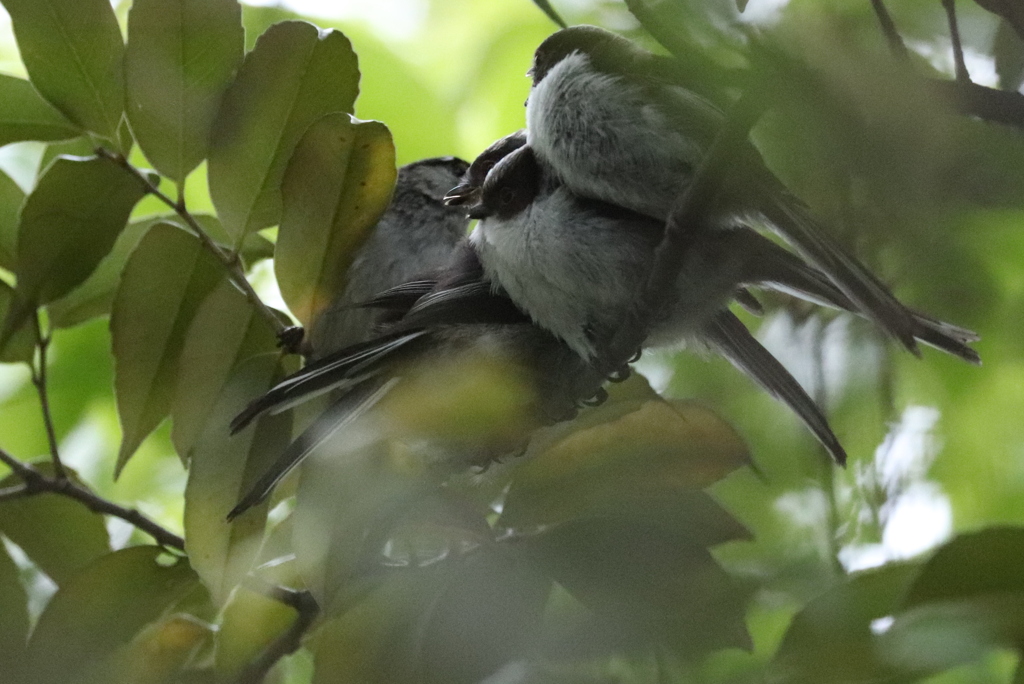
[931,78,1024,128]
[93,148,288,339]
[599,89,767,376]
[236,587,320,684]
[869,0,910,60]
[31,315,66,480]
[942,0,971,83]
[0,446,185,551]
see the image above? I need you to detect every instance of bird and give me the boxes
[304,156,472,359]
[227,239,604,521]
[523,24,935,356]
[461,141,979,466]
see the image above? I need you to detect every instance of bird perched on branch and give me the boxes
[454,135,978,466]
[523,25,937,355]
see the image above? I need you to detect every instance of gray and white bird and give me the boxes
[523,25,932,355]
[463,142,979,465]
[305,156,472,359]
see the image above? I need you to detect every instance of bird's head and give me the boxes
[529,25,636,84]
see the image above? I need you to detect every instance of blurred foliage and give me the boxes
[0,0,1021,683]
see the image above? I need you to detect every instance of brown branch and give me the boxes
[31,316,66,480]
[0,446,185,551]
[235,585,320,684]
[931,79,1024,128]
[869,0,910,60]
[94,148,289,339]
[598,89,767,376]
[942,0,971,83]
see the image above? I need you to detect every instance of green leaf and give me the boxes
[0,463,110,586]
[110,222,225,476]
[125,0,244,183]
[276,113,396,325]
[26,547,199,684]
[0,169,25,272]
[208,21,360,238]
[183,354,291,605]
[107,613,214,684]
[0,74,80,148]
[214,587,295,680]
[0,281,37,364]
[0,0,125,141]
[526,518,751,656]
[771,562,922,684]
[501,398,752,530]
[902,527,1024,606]
[10,156,147,307]
[0,540,29,682]
[172,278,278,461]
[46,218,153,329]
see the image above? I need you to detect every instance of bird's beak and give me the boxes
[444,183,480,206]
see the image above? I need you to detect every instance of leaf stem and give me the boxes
[94,148,288,339]
[31,313,66,480]
[0,446,185,551]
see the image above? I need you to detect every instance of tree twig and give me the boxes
[869,0,910,60]
[0,446,185,551]
[942,0,971,83]
[235,585,320,684]
[598,89,767,376]
[31,315,66,480]
[931,78,1024,128]
[93,148,288,339]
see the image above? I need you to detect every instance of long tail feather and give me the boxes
[702,310,847,466]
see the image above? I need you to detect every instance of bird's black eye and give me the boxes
[499,187,516,205]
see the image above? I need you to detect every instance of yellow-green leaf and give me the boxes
[276,113,396,326]
[208,21,360,238]
[125,0,244,183]
[184,355,291,605]
[214,587,296,680]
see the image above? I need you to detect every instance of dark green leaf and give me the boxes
[37,138,95,177]
[208,21,360,238]
[0,539,28,682]
[903,527,1024,606]
[26,547,198,684]
[0,281,37,364]
[0,169,25,272]
[530,0,568,28]
[501,398,751,530]
[110,222,225,475]
[183,354,290,605]
[125,0,244,183]
[46,218,153,329]
[9,156,147,311]
[276,112,396,325]
[0,0,125,141]
[772,562,922,684]
[0,74,79,148]
[0,463,110,586]
[526,518,751,656]
[172,278,278,461]
[879,594,1024,675]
